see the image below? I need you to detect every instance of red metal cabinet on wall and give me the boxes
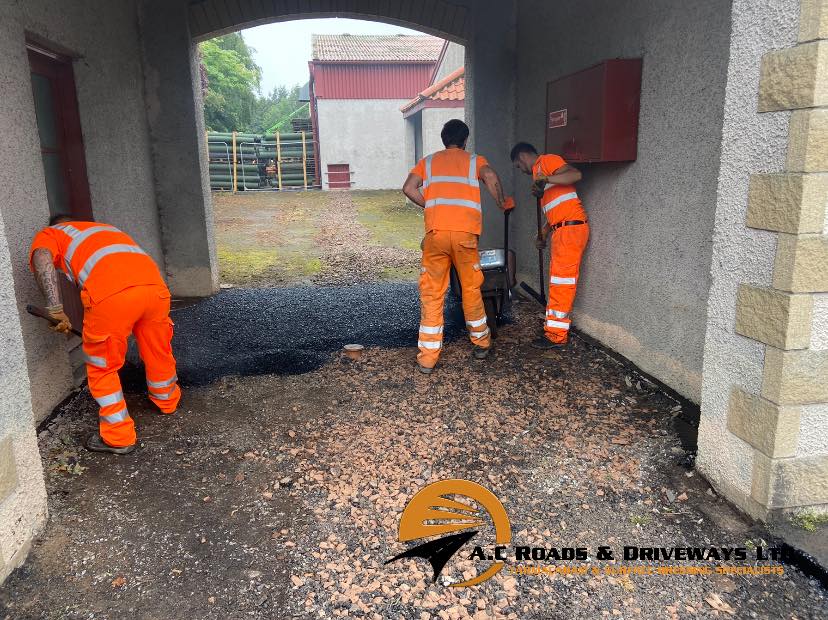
[545,59,642,163]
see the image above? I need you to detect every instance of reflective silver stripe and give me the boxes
[95,390,124,407]
[149,387,176,401]
[546,320,570,330]
[418,340,442,349]
[470,328,490,339]
[550,276,577,285]
[147,375,177,389]
[544,183,555,191]
[541,192,579,214]
[83,353,107,369]
[419,325,443,335]
[424,198,481,212]
[466,317,487,328]
[423,154,433,187]
[423,153,481,189]
[77,244,147,287]
[100,407,129,424]
[426,175,480,187]
[547,309,569,319]
[64,225,118,281]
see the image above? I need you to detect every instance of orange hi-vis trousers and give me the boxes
[81,283,181,447]
[418,230,491,368]
[545,223,590,344]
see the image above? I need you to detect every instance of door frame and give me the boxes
[27,42,93,221]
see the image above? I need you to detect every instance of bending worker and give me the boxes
[29,214,181,455]
[403,119,512,374]
[511,142,589,350]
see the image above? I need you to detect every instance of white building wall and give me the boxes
[421,107,466,158]
[317,99,411,190]
[434,42,465,81]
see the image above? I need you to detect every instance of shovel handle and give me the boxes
[26,304,82,337]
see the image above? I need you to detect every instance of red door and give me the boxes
[28,44,92,328]
[327,163,352,189]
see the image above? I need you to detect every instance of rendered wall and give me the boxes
[434,42,465,82]
[0,0,163,421]
[317,99,412,190]
[421,107,466,158]
[513,0,733,401]
[0,207,48,584]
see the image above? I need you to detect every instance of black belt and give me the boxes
[551,219,587,232]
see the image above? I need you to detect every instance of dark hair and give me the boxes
[49,213,73,226]
[510,142,538,161]
[441,119,470,148]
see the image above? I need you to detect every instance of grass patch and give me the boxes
[218,249,279,282]
[380,265,420,282]
[790,510,828,532]
[352,190,423,251]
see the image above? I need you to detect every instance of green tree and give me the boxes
[199,33,262,132]
[251,84,309,134]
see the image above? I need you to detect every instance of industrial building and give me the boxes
[308,33,444,189]
[0,0,826,585]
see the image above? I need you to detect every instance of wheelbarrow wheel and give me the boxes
[484,296,499,339]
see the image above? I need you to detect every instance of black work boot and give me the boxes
[530,336,567,350]
[417,364,434,375]
[472,345,491,360]
[85,434,136,455]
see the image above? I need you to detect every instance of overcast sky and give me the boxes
[241,18,425,96]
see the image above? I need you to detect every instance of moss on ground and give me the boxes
[352,190,423,251]
[790,510,828,532]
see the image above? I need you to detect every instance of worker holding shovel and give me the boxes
[28,214,181,455]
[511,142,589,350]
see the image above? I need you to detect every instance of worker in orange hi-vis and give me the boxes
[29,214,181,455]
[403,119,513,374]
[511,142,589,350]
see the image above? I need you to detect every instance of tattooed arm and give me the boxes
[32,248,71,333]
[479,165,506,210]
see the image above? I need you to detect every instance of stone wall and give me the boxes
[699,0,828,519]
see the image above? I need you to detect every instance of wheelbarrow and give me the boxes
[450,207,516,338]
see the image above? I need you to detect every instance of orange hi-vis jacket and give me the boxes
[532,154,586,226]
[29,221,165,304]
[411,148,489,236]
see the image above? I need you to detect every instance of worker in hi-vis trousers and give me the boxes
[511,142,589,350]
[403,119,512,374]
[29,214,180,454]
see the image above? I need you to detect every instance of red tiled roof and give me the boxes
[311,34,443,62]
[401,66,465,113]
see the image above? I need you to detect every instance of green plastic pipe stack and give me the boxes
[206,130,316,191]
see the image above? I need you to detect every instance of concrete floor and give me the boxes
[0,292,825,619]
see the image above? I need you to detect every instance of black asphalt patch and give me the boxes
[162,284,468,386]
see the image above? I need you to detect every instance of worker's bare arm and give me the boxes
[402,173,426,208]
[543,163,582,186]
[479,165,506,210]
[32,248,62,309]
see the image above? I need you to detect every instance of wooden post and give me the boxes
[301,130,308,189]
[276,131,282,190]
[231,130,238,192]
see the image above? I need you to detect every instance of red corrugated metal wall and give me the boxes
[312,63,435,99]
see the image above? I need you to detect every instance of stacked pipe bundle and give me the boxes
[206,131,317,191]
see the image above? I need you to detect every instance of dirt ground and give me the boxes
[2,190,825,618]
[1,294,826,618]
[213,190,422,287]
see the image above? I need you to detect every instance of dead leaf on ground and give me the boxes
[705,593,736,615]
